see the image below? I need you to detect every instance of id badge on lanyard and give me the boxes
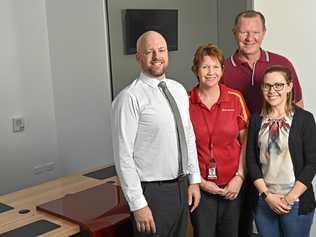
[207,143,217,180]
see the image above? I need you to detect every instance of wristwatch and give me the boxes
[260,191,270,200]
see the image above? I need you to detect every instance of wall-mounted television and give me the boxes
[124,9,178,54]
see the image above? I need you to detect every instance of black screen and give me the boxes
[125,9,178,54]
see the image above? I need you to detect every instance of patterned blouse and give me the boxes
[258,114,295,194]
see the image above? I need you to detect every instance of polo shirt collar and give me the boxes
[189,84,230,105]
[230,48,270,67]
[189,85,200,104]
[218,84,230,103]
[139,72,166,88]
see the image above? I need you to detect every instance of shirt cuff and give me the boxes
[188,173,201,184]
[128,195,148,212]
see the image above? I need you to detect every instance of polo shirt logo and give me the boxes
[221,108,235,112]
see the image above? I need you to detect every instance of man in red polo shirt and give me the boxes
[222,10,304,237]
[223,10,303,114]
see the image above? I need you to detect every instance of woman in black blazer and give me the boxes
[246,65,316,237]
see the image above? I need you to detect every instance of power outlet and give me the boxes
[12,117,25,133]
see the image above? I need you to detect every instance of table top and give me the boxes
[0,167,119,236]
[37,182,130,235]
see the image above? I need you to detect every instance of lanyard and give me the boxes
[199,104,220,160]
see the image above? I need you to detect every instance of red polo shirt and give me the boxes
[189,84,249,185]
[222,49,302,114]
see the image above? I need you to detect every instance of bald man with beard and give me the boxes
[112,31,201,237]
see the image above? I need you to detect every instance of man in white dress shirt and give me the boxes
[112,31,201,236]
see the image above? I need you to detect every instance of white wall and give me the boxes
[254,1,316,115]
[0,0,114,195]
[0,0,61,195]
[254,2,316,235]
[45,0,114,174]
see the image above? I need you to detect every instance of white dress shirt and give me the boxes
[112,73,201,211]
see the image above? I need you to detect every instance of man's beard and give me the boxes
[146,59,167,78]
[147,66,166,77]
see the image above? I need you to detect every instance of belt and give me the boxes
[142,175,187,184]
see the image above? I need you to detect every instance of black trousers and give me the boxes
[132,177,189,237]
[238,178,254,237]
[191,190,242,237]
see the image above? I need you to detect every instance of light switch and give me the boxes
[12,117,25,133]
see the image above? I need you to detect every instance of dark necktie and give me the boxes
[158,81,187,176]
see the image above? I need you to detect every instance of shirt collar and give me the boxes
[230,48,270,67]
[189,85,200,104]
[139,72,166,88]
[189,84,230,105]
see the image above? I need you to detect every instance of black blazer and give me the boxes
[246,106,316,214]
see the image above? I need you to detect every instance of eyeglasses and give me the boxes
[261,82,286,92]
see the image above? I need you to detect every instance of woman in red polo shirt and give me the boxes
[189,43,249,237]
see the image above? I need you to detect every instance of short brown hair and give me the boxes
[261,65,295,116]
[191,43,224,80]
[234,10,266,31]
